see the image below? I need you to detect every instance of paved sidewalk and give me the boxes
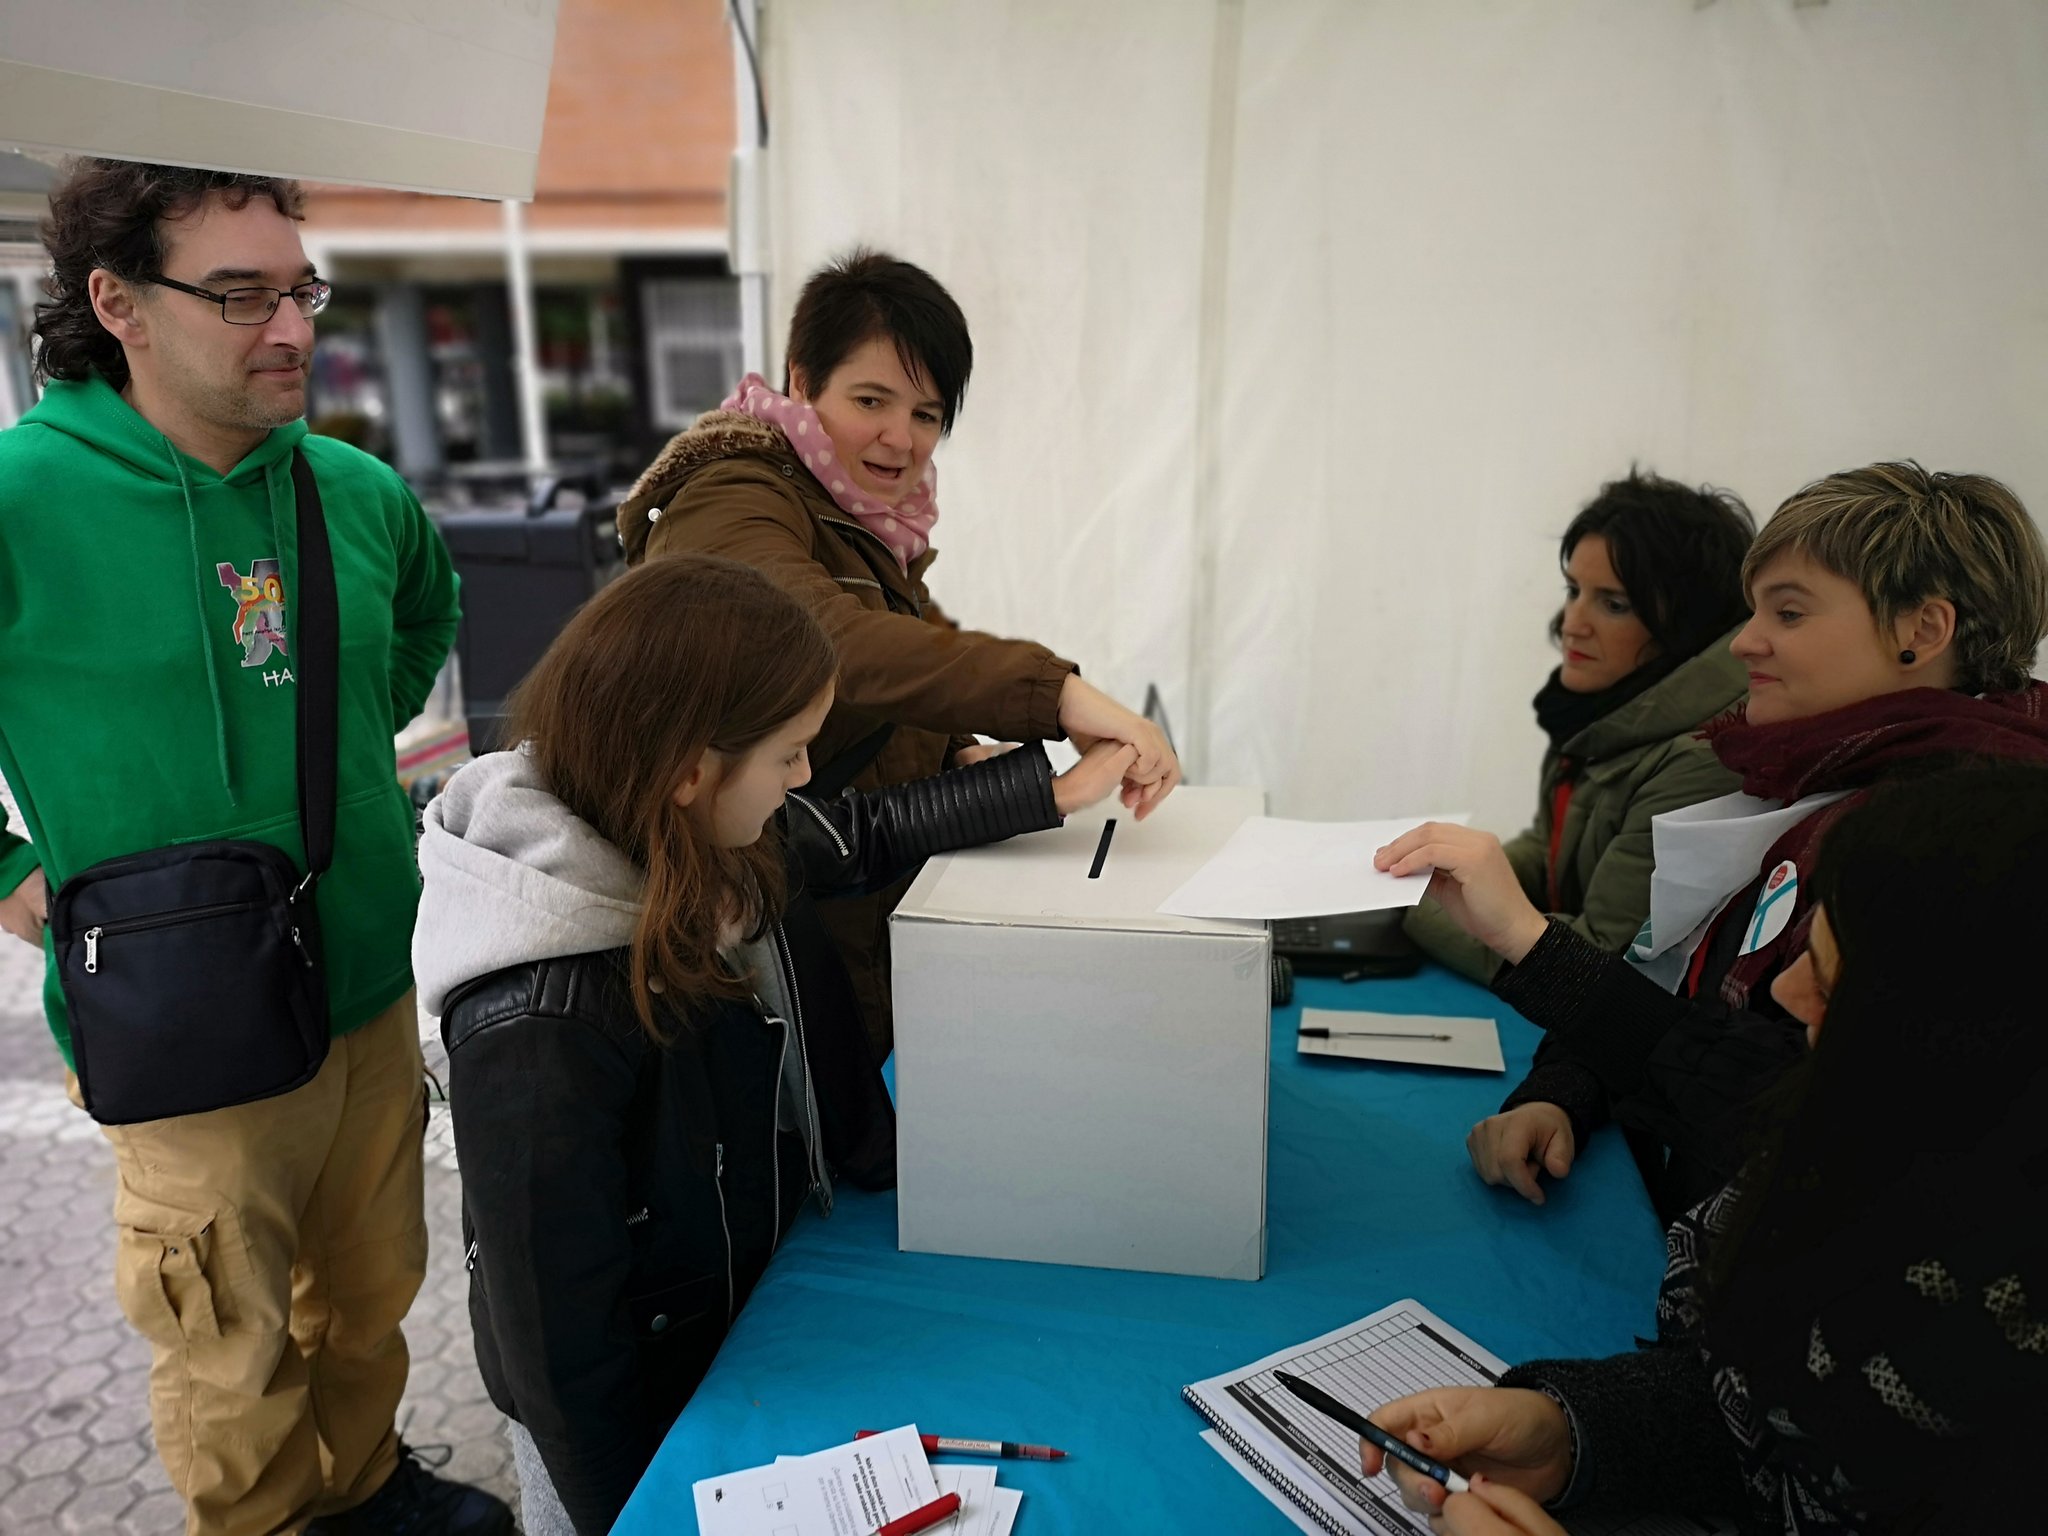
[0,884,521,1532]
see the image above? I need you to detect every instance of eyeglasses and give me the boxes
[141,274,333,325]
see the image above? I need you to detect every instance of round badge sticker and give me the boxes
[1740,860,1799,956]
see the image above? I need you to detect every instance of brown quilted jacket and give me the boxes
[618,411,1076,1054]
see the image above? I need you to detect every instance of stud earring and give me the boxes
[1899,649,1917,665]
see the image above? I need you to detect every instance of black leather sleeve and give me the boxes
[1495,920,1807,1180]
[784,740,1062,898]
[444,978,652,1536]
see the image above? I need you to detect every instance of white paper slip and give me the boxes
[1157,814,1468,921]
[1296,1009,1504,1074]
[987,1485,1022,1536]
[694,1424,938,1536]
[932,1464,1000,1536]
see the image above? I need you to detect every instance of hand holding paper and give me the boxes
[1158,814,1468,921]
[1373,823,1549,964]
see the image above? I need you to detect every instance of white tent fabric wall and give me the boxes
[760,0,2048,832]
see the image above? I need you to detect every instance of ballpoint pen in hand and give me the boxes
[1272,1370,1471,1495]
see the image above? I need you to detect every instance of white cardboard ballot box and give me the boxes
[890,786,1270,1281]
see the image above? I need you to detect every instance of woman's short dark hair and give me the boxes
[1744,462,2048,696]
[33,158,305,391]
[783,248,972,433]
[1550,468,1757,663]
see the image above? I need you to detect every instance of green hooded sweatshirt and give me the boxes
[0,375,460,1067]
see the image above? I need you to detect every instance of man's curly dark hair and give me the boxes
[33,159,304,390]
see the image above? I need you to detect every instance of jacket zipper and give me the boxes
[769,1026,786,1242]
[712,1142,735,1324]
[772,924,831,1215]
[81,898,265,975]
[820,516,922,616]
[788,792,849,857]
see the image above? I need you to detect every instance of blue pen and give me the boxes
[1272,1370,1471,1495]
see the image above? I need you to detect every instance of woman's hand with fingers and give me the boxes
[1052,742,1141,817]
[1055,675,1180,819]
[1466,1104,1577,1205]
[1358,1387,1572,1513]
[1435,1477,1570,1536]
[1374,823,1548,964]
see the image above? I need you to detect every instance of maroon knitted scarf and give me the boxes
[1696,683,2048,1006]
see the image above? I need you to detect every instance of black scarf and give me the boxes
[1531,652,1684,752]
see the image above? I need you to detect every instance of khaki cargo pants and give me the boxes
[72,990,429,1536]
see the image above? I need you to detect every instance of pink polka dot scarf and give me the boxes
[721,373,939,572]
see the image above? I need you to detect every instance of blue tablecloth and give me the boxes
[614,966,1665,1534]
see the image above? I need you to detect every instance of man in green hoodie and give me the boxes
[0,161,508,1536]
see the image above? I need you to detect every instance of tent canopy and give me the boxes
[758,0,2048,830]
[0,0,560,199]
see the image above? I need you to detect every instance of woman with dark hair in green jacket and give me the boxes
[1407,471,1754,984]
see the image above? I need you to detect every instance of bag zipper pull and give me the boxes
[464,1238,478,1272]
[84,927,101,974]
[715,1143,725,1178]
[289,926,313,968]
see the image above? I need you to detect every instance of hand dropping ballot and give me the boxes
[1157,814,1468,921]
[694,1425,944,1536]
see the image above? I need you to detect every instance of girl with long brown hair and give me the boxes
[412,555,1133,1536]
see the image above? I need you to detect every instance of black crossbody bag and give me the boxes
[51,449,340,1125]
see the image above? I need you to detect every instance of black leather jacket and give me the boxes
[441,749,1058,1536]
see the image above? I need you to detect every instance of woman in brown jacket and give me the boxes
[618,249,1178,1058]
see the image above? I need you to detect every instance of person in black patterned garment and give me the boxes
[1355,764,2048,1535]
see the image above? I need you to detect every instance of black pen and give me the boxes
[1088,819,1116,879]
[1298,1027,1453,1041]
[1271,1370,1471,1494]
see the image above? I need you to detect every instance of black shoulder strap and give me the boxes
[290,448,340,885]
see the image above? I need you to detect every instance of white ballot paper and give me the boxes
[933,1464,1014,1536]
[696,1424,938,1536]
[1158,814,1467,921]
[1296,1008,1505,1073]
[1627,789,1851,991]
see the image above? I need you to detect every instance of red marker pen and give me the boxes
[857,1430,1067,1461]
[869,1490,961,1536]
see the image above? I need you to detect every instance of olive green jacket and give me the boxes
[1406,634,1749,983]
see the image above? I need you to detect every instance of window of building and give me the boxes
[643,275,742,430]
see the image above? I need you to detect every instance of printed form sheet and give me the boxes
[1191,1300,1729,1536]
[694,1424,938,1536]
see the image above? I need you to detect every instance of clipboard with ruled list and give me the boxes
[1183,1298,1733,1536]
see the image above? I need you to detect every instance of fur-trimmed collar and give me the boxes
[619,409,788,520]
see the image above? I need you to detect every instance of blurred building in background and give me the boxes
[302,0,739,496]
[0,148,53,426]
[0,0,740,496]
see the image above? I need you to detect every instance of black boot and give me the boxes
[305,1443,514,1535]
